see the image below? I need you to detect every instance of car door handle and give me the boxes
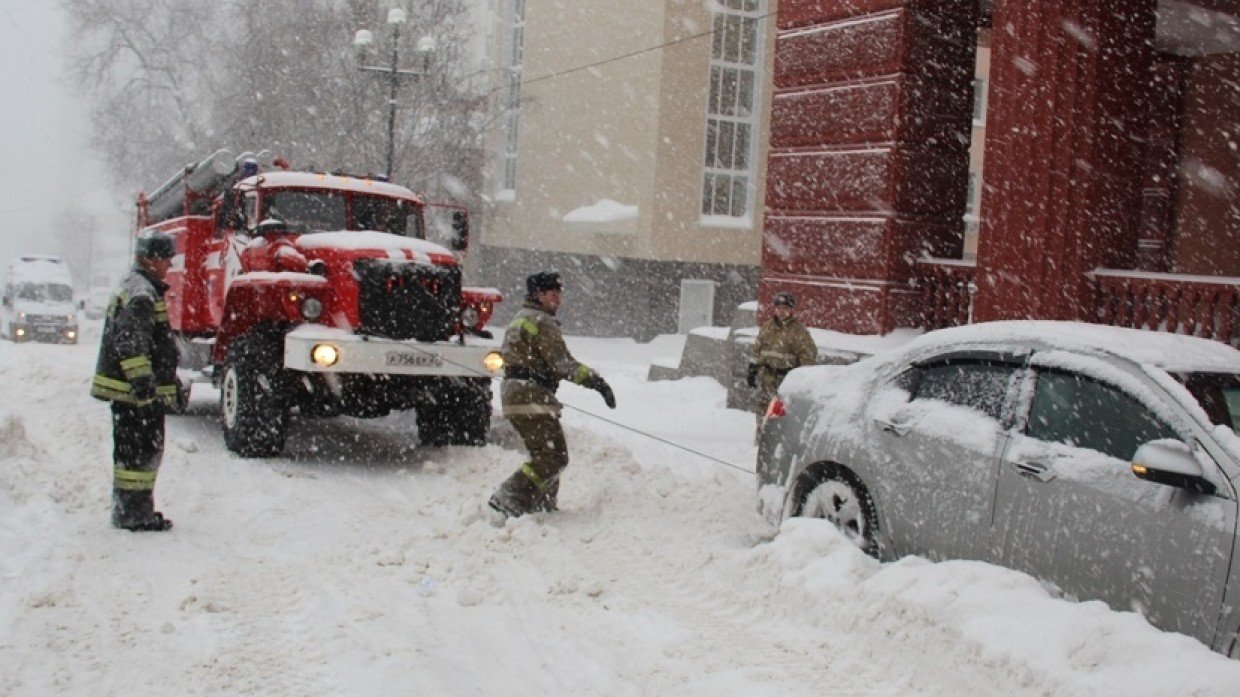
[1011,460,1056,483]
[873,418,911,437]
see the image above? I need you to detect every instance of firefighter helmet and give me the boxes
[135,230,176,259]
[773,292,796,308]
[526,271,563,298]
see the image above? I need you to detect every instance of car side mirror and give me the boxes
[1131,439,1216,496]
[1,295,9,307]
[78,299,85,311]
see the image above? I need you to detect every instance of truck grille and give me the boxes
[352,259,460,342]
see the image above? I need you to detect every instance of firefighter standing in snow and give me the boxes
[489,272,616,517]
[748,292,816,425]
[91,231,180,531]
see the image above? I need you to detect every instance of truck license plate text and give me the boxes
[385,351,443,367]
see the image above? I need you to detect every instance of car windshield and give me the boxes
[263,190,347,232]
[16,283,72,303]
[1175,372,1240,430]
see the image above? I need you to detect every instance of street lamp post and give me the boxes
[353,9,437,179]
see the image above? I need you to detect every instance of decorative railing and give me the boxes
[912,263,1240,346]
[1089,269,1240,346]
[915,258,976,331]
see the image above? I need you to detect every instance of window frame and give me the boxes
[699,0,765,225]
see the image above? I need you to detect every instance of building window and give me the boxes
[701,0,764,223]
[496,0,526,197]
[972,77,987,125]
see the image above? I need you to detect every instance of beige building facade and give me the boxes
[473,0,775,339]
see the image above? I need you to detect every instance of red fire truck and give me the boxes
[137,148,503,457]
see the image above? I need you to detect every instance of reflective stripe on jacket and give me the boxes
[500,299,598,418]
[90,267,179,406]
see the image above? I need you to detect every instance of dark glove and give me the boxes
[583,374,616,409]
[130,375,157,401]
[746,363,759,388]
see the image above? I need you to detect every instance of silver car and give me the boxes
[756,320,1240,656]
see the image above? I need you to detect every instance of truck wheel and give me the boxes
[220,336,287,457]
[417,378,492,447]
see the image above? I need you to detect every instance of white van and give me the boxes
[2,255,79,344]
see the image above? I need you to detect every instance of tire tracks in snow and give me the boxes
[178,556,332,695]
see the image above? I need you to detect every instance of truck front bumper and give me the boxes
[283,325,503,378]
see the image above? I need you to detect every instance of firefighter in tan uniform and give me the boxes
[748,292,817,427]
[488,272,616,518]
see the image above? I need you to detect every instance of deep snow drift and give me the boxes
[1,325,1239,696]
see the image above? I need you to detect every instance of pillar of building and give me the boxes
[971,0,1157,322]
[759,0,975,334]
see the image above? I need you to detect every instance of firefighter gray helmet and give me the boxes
[773,292,796,308]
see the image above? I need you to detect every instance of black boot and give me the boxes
[533,477,560,513]
[113,490,172,532]
[111,489,139,529]
[488,468,543,518]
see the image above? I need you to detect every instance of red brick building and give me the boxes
[761,0,1240,343]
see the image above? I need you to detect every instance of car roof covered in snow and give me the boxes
[7,255,73,285]
[908,320,1240,375]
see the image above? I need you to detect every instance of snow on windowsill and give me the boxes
[563,199,639,224]
[699,214,753,230]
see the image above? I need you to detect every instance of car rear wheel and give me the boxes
[797,468,879,557]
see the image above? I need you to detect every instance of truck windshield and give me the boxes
[263,191,347,232]
[16,283,73,303]
[353,195,422,237]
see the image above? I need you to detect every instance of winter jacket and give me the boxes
[753,316,817,377]
[90,267,179,406]
[500,299,600,417]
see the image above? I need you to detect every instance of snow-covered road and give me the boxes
[2,325,1239,696]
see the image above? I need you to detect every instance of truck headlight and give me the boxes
[311,343,339,367]
[301,297,323,321]
[460,306,479,328]
[483,351,504,373]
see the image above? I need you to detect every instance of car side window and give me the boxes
[908,360,1021,422]
[1026,369,1178,460]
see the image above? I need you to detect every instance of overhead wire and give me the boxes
[483,7,779,96]
[431,349,758,476]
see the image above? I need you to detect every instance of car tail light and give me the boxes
[764,397,786,420]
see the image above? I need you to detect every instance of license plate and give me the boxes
[385,350,443,367]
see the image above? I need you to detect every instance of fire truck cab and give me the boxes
[139,149,502,457]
